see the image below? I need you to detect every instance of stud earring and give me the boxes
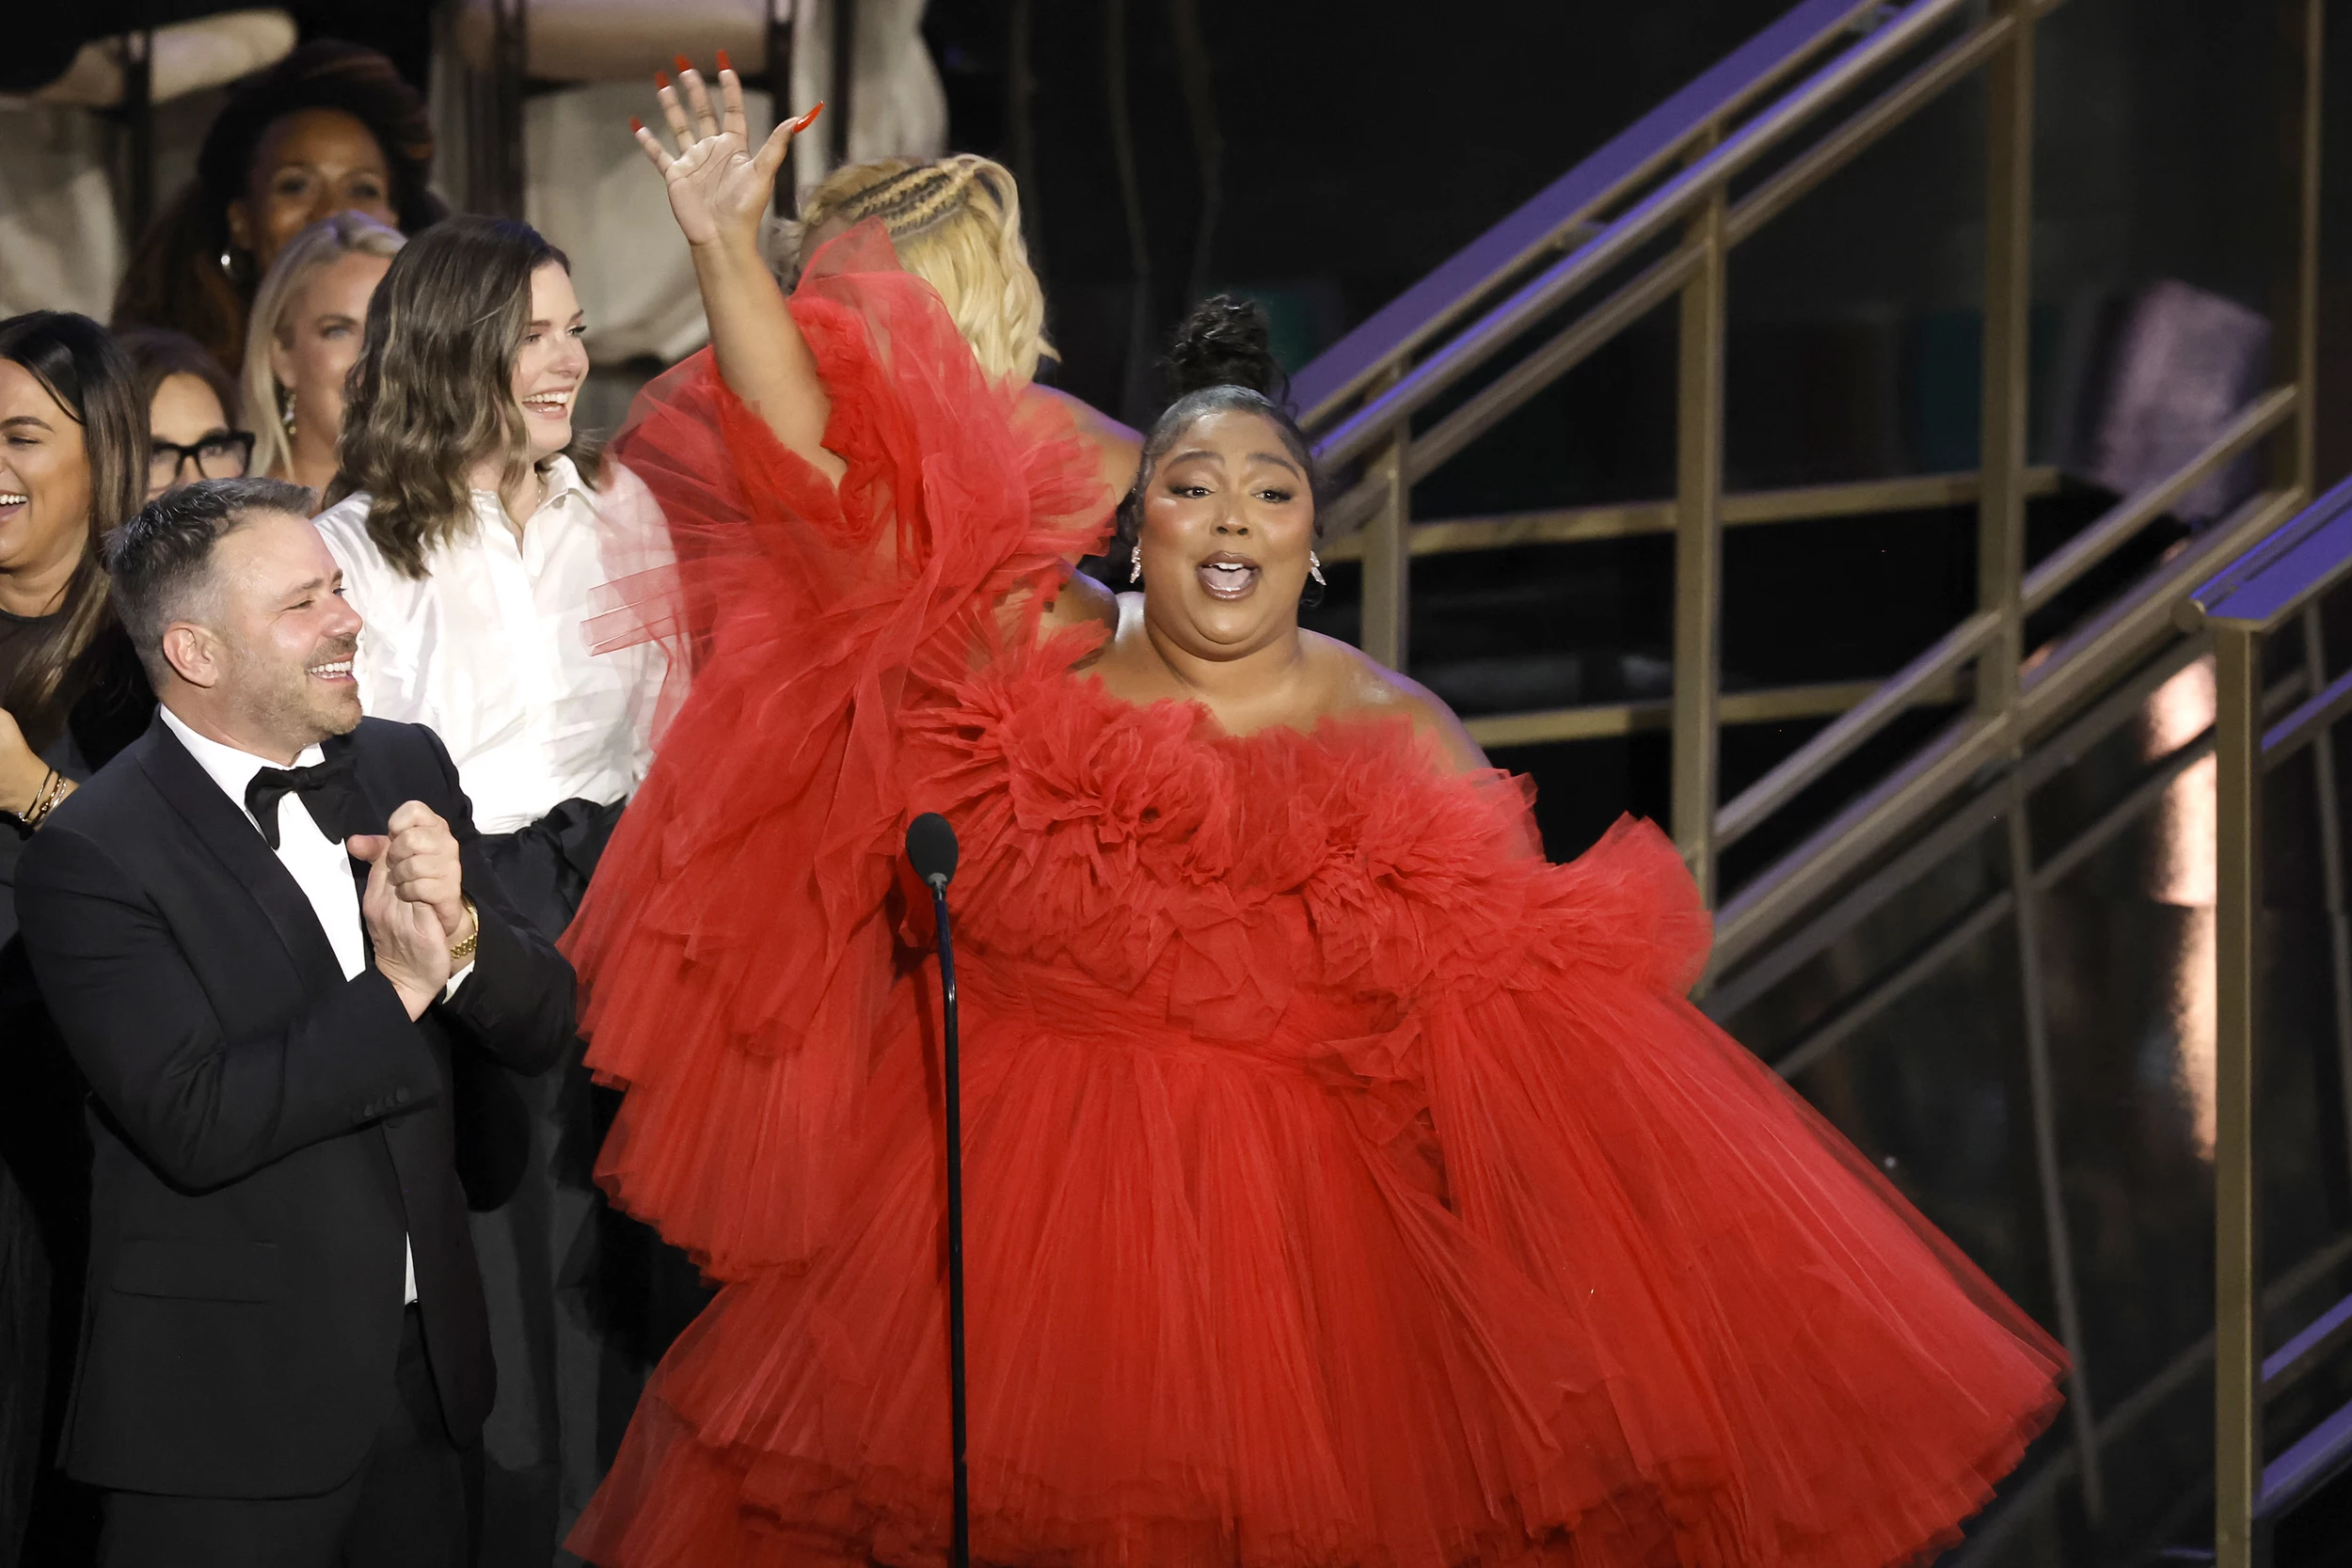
[1309,550,1326,587]
[218,247,234,273]
[1129,545,1143,584]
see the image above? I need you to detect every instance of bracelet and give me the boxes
[8,768,65,830]
[449,895,481,963]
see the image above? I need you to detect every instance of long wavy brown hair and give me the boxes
[0,313,148,736]
[326,215,597,580]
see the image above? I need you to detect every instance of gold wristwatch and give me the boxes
[450,895,481,963]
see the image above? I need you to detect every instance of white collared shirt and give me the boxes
[157,705,421,1306]
[312,457,669,835]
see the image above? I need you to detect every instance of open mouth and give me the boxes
[522,388,574,420]
[0,490,27,516]
[1195,551,1261,601]
[308,657,356,684]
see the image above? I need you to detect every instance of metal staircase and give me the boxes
[1290,0,2351,1560]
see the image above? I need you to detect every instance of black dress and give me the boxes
[0,623,152,1568]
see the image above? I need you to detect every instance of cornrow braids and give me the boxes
[793,155,1056,386]
[839,161,979,239]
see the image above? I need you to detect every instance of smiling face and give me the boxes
[1134,406,1317,659]
[228,109,399,275]
[511,261,588,464]
[268,248,390,460]
[0,358,94,608]
[164,509,361,756]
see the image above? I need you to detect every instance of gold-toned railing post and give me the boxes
[2214,621,2265,1568]
[2274,0,2324,502]
[1673,135,1727,907]
[1976,0,2035,723]
[1361,367,1410,672]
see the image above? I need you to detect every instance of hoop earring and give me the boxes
[1129,545,1143,584]
[1309,550,1326,586]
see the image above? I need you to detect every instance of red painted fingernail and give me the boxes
[715,49,733,71]
[629,117,645,133]
[654,70,669,89]
[793,101,826,133]
[675,54,693,73]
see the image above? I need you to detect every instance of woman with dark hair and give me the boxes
[113,326,253,502]
[312,213,670,1562]
[559,69,2070,1568]
[111,40,446,376]
[0,313,152,888]
[0,310,153,1567]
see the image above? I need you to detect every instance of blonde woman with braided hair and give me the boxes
[786,153,1142,515]
[561,55,2066,1568]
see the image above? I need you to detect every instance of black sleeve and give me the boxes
[416,725,577,1075]
[16,824,440,1193]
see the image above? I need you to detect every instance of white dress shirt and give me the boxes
[157,705,428,1304]
[311,457,669,835]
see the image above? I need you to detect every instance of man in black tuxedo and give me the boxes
[14,478,576,1566]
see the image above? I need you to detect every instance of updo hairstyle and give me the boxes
[790,155,1052,385]
[1115,295,1321,552]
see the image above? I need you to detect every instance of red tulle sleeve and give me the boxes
[562,222,1112,1280]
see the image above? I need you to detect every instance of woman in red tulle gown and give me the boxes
[564,63,2066,1568]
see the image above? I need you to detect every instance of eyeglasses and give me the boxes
[150,431,258,492]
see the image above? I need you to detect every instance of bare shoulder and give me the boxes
[1025,384,1145,499]
[1036,565,1120,638]
[1305,631,1490,774]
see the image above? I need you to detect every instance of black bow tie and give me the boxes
[245,751,368,850]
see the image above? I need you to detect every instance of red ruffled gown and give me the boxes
[562,225,2065,1568]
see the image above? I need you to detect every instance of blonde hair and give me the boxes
[241,212,406,482]
[794,155,1054,385]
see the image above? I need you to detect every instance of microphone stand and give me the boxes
[926,876,971,1568]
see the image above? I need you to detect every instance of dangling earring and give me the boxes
[1129,545,1143,584]
[277,384,296,445]
[1309,549,1326,586]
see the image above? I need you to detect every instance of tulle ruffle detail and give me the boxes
[564,221,1112,1278]
[565,225,2064,1567]
[575,800,2062,1568]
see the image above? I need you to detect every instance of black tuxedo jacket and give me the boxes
[14,714,576,1498]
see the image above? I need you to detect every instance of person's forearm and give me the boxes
[691,234,836,467]
[0,736,65,816]
[74,971,439,1191]
[437,908,577,1076]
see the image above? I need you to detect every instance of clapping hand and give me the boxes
[351,801,470,1021]
[632,55,822,250]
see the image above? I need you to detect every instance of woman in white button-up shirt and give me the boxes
[308,214,675,1561]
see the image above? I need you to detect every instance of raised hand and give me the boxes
[632,55,822,251]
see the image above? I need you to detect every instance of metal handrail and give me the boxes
[1711,483,2304,974]
[1289,0,1889,427]
[1307,0,1980,472]
[2191,459,2352,1567]
[1288,0,2321,942]
[1291,0,2332,1547]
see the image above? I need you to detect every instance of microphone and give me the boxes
[903,812,970,1568]
[907,811,960,891]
